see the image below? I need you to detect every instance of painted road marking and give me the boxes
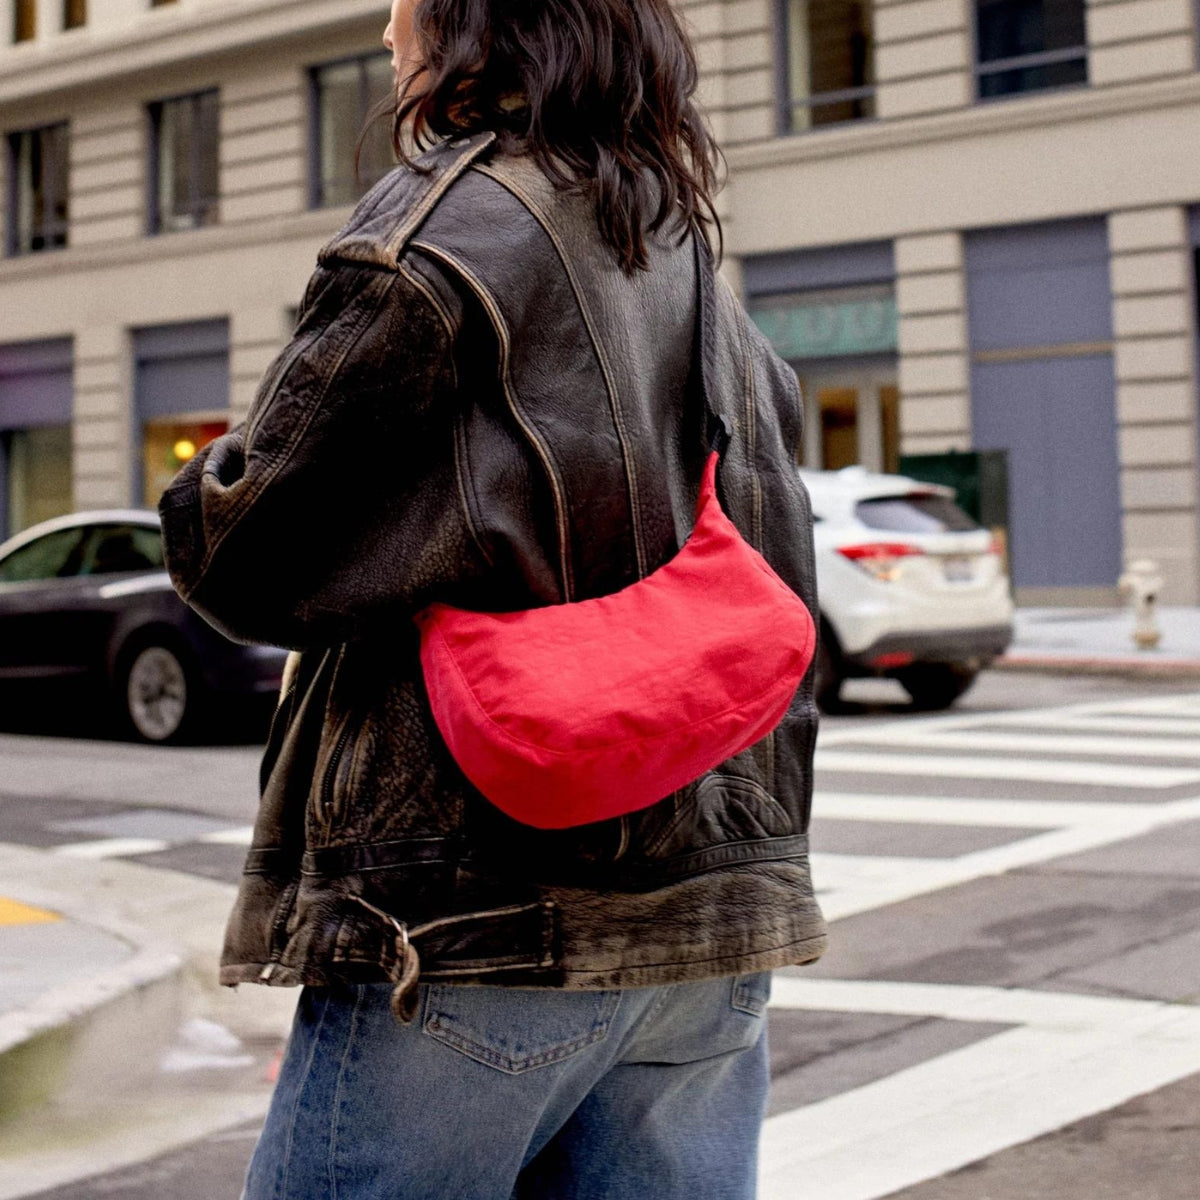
[1009,714,1200,737]
[815,690,1200,746]
[813,749,1200,788]
[198,826,254,846]
[0,897,60,926]
[760,979,1200,1200]
[843,728,1200,761]
[53,838,171,859]
[813,792,1200,920]
[815,792,1158,828]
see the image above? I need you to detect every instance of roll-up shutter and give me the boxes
[133,319,229,421]
[966,219,1121,592]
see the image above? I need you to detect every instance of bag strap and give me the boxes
[693,229,733,459]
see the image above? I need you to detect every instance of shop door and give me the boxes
[133,320,230,507]
[794,361,900,473]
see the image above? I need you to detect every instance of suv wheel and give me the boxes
[120,642,197,743]
[898,663,978,712]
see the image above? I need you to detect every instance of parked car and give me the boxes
[801,466,1014,712]
[0,510,288,742]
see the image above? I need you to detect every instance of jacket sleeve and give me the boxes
[159,256,486,650]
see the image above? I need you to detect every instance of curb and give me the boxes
[995,654,1200,680]
[0,942,182,1119]
[0,844,296,1200]
[0,845,187,1122]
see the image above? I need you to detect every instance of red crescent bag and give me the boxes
[415,239,816,830]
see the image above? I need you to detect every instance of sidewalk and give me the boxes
[1000,606,1200,678]
[0,896,138,1120]
[0,844,292,1200]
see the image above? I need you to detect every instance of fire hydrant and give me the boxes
[1119,559,1164,650]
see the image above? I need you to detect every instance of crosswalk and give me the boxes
[3,689,1200,1200]
[761,688,1200,1200]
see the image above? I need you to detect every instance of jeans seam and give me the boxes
[279,989,331,1200]
[328,984,366,1200]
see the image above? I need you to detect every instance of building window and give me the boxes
[745,242,898,473]
[147,91,220,234]
[142,420,227,506]
[975,0,1087,99]
[133,320,229,507]
[0,339,74,541]
[63,0,86,30]
[779,0,875,133]
[310,53,396,208]
[13,0,36,42]
[6,124,69,256]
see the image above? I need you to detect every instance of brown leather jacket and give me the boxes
[160,133,826,1000]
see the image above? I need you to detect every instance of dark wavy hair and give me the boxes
[387,0,722,273]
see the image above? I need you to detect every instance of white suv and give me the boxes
[801,466,1014,711]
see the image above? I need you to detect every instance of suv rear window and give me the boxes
[855,494,979,534]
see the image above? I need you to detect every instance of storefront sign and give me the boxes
[750,295,898,360]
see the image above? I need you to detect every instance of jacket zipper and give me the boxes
[318,718,356,830]
[258,874,302,982]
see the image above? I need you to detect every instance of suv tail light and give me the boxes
[838,542,924,582]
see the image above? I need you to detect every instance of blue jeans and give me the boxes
[242,971,772,1200]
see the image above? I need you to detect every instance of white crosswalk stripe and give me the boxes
[833,727,1200,760]
[775,689,1200,1199]
[761,981,1200,1200]
[54,838,171,859]
[813,748,1200,788]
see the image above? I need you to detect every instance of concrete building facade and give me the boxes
[1,0,1199,602]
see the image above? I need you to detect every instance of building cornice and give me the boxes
[0,203,351,285]
[726,74,1200,172]
[0,0,384,106]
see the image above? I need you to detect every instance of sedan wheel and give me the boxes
[124,645,191,742]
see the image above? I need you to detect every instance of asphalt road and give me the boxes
[3,669,1199,1199]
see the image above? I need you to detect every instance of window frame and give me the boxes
[145,88,221,236]
[772,0,878,137]
[971,0,1089,103]
[5,122,70,257]
[308,50,394,209]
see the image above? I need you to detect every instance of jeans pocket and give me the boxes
[422,985,621,1075]
[730,970,772,1018]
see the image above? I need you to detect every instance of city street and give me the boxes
[2,669,1199,1199]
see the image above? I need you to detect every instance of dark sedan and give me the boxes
[0,510,288,742]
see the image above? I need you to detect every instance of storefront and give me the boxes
[132,319,230,508]
[0,339,73,541]
[744,242,899,472]
[965,218,1122,595]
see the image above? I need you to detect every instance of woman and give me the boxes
[161,1,825,1196]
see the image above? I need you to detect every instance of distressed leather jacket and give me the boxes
[160,133,827,1002]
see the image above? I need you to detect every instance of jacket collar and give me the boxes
[318,131,498,272]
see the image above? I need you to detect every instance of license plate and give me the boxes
[943,556,974,583]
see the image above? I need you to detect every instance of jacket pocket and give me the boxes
[422,985,620,1074]
[311,710,360,834]
[636,773,792,862]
